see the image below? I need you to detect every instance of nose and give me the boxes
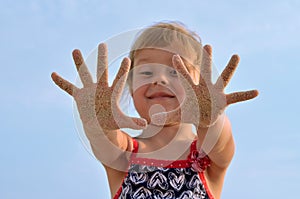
[152,73,168,86]
[153,80,166,85]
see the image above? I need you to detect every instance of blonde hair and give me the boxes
[127,21,202,87]
[130,21,201,65]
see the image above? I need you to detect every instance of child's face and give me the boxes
[130,48,196,124]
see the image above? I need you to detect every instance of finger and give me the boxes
[172,55,195,85]
[226,90,259,105]
[97,43,109,87]
[72,49,93,86]
[200,45,212,83]
[215,54,240,90]
[151,108,182,126]
[111,57,131,97]
[119,116,148,130]
[51,72,79,96]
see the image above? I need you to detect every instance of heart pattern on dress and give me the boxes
[177,190,193,199]
[168,172,185,191]
[129,171,148,184]
[186,174,203,189]
[153,189,175,199]
[132,187,152,199]
[119,184,132,199]
[147,171,169,190]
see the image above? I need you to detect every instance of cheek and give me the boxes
[131,85,147,109]
[171,80,186,103]
[131,87,151,120]
[131,85,146,99]
[132,76,152,93]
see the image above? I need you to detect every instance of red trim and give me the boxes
[199,172,214,199]
[130,139,198,168]
[131,156,191,168]
[112,138,139,199]
[113,186,122,199]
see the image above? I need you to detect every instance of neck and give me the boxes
[136,123,196,160]
[138,123,195,146]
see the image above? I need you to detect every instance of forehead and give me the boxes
[133,47,196,66]
[134,48,174,66]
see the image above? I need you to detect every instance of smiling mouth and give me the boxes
[148,96,175,100]
[147,92,175,99]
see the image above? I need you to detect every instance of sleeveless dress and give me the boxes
[113,139,214,199]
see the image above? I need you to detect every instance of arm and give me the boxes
[151,45,258,198]
[197,115,234,199]
[84,120,133,170]
[198,115,234,169]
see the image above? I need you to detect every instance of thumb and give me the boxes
[151,108,182,126]
[119,116,148,130]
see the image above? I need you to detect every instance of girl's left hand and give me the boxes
[151,45,259,128]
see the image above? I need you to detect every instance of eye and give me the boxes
[140,71,153,76]
[169,69,178,77]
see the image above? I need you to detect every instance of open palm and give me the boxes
[152,45,259,128]
[51,43,147,133]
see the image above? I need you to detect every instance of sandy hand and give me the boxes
[51,43,147,131]
[152,45,259,128]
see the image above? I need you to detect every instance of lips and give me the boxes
[146,91,175,99]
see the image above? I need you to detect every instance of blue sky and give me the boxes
[1,0,300,198]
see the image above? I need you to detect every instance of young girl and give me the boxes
[51,21,258,199]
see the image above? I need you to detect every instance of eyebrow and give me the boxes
[134,57,151,65]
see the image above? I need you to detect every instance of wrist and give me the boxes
[198,112,225,129]
[82,118,115,138]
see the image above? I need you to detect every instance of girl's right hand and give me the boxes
[51,43,147,137]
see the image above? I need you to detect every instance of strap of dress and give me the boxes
[131,138,139,158]
[189,139,198,153]
[188,139,211,172]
